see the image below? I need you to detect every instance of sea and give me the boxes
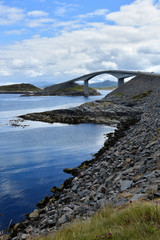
[0,90,115,231]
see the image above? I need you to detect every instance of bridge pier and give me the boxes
[84,80,89,97]
[118,77,124,87]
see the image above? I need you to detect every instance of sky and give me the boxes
[0,0,160,85]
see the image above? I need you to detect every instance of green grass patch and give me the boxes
[62,86,95,92]
[49,85,85,93]
[133,90,152,100]
[63,85,85,92]
[115,92,125,97]
[50,85,97,94]
[36,201,160,240]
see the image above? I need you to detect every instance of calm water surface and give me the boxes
[0,91,115,230]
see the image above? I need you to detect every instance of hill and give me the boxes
[89,80,117,88]
[0,83,41,93]
[29,81,100,96]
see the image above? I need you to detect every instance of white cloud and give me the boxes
[0,69,11,76]
[1,0,160,84]
[5,29,26,35]
[54,6,67,17]
[0,2,24,25]
[101,61,118,70]
[12,59,24,67]
[53,1,79,17]
[52,19,83,30]
[78,9,108,19]
[26,18,54,28]
[106,0,160,26]
[25,69,44,77]
[0,2,53,29]
[27,10,49,17]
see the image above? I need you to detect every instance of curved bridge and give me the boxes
[66,70,160,96]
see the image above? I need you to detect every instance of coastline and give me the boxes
[3,75,160,239]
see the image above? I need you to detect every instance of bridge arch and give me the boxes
[68,70,138,96]
[66,70,159,96]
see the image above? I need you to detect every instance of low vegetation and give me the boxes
[115,92,125,97]
[37,201,160,240]
[51,85,86,93]
[133,90,152,100]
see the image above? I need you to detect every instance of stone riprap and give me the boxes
[6,75,160,239]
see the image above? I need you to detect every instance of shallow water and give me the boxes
[0,91,115,230]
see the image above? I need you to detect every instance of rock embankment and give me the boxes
[21,101,141,125]
[7,75,160,239]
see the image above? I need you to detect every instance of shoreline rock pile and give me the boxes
[5,76,160,239]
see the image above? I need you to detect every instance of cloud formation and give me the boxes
[0,0,160,84]
[27,11,49,18]
[0,2,24,25]
[53,1,79,17]
[106,0,160,26]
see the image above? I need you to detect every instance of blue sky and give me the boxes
[0,0,160,85]
[0,0,134,44]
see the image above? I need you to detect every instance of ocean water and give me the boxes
[0,91,115,230]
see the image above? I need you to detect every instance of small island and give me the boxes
[0,83,41,94]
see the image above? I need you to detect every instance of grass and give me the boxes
[62,86,96,92]
[133,90,152,100]
[36,201,160,240]
[63,85,85,92]
[115,92,125,97]
[49,85,98,94]
[49,85,85,93]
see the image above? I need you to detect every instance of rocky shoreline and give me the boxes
[2,75,160,239]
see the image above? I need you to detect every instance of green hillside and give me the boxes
[41,82,100,96]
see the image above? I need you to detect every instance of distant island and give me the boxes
[89,79,117,88]
[0,83,40,94]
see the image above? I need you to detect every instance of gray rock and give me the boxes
[121,180,133,191]
[72,184,78,192]
[21,234,29,240]
[59,215,67,224]
[47,209,56,216]
[48,219,57,226]
[131,194,144,201]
